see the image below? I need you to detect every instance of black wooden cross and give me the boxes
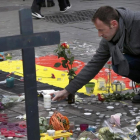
[0,9,60,140]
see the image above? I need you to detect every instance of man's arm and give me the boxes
[65,39,110,94]
[51,39,110,101]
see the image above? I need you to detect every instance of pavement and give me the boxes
[0,0,140,62]
[0,0,140,139]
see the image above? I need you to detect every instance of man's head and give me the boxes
[92,6,119,41]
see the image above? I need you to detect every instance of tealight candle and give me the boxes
[128,106,133,108]
[57,78,61,81]
[78,107,83,110]
[38,78,42,80]
[107,106,114,110]
[51,108,56,111]
[84,113,91,117]
[47,130,55,136]
[133,107,138,111]
[84,109,89,112]
[96,119,101,122]
[109,102,114,105]
[61,73,65,76]
[115,103,120,106]
[96,112,100,116]
[97,101,102,104]
[105,115,110,118]
[122,112,127,116]
[131,113,137,116]
[88,109,93,113]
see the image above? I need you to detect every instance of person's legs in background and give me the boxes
[47,0,55,7]
[31,0,45,19]
[57,0,71,12]
[41,0,46,7]
[112,54,140,103]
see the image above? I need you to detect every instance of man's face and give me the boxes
[94,18,118,41]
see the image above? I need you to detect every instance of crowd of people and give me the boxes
[31,0,71,19]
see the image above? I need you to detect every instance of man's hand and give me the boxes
[50,89,70,101]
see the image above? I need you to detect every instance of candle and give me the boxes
[44,95,51,108]
[6,77,14,88]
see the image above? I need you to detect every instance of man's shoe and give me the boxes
[32,12,45,19]
[47,1,55,7]
[132,94,140,103]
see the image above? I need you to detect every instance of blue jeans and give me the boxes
[112,54,140,83]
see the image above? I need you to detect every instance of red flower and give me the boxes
[61,43,69,49]
[97,93,105,101]
[51,74,55,79]
[107,61,112,65]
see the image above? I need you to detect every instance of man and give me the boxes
[51,6,140,103]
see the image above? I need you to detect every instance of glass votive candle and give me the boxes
[69,121,75,130]
[80,124,89,131]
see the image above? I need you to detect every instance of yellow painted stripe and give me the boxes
[0,60,127,95]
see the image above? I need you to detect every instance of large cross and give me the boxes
[0,9,60,140]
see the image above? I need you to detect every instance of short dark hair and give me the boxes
[92,6,119,26]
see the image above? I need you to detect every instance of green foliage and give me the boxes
[102,92,136,102]
[39,117,53,133]
[54,43,77,80]
[54,62,61,67]
[98,127,123,140]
